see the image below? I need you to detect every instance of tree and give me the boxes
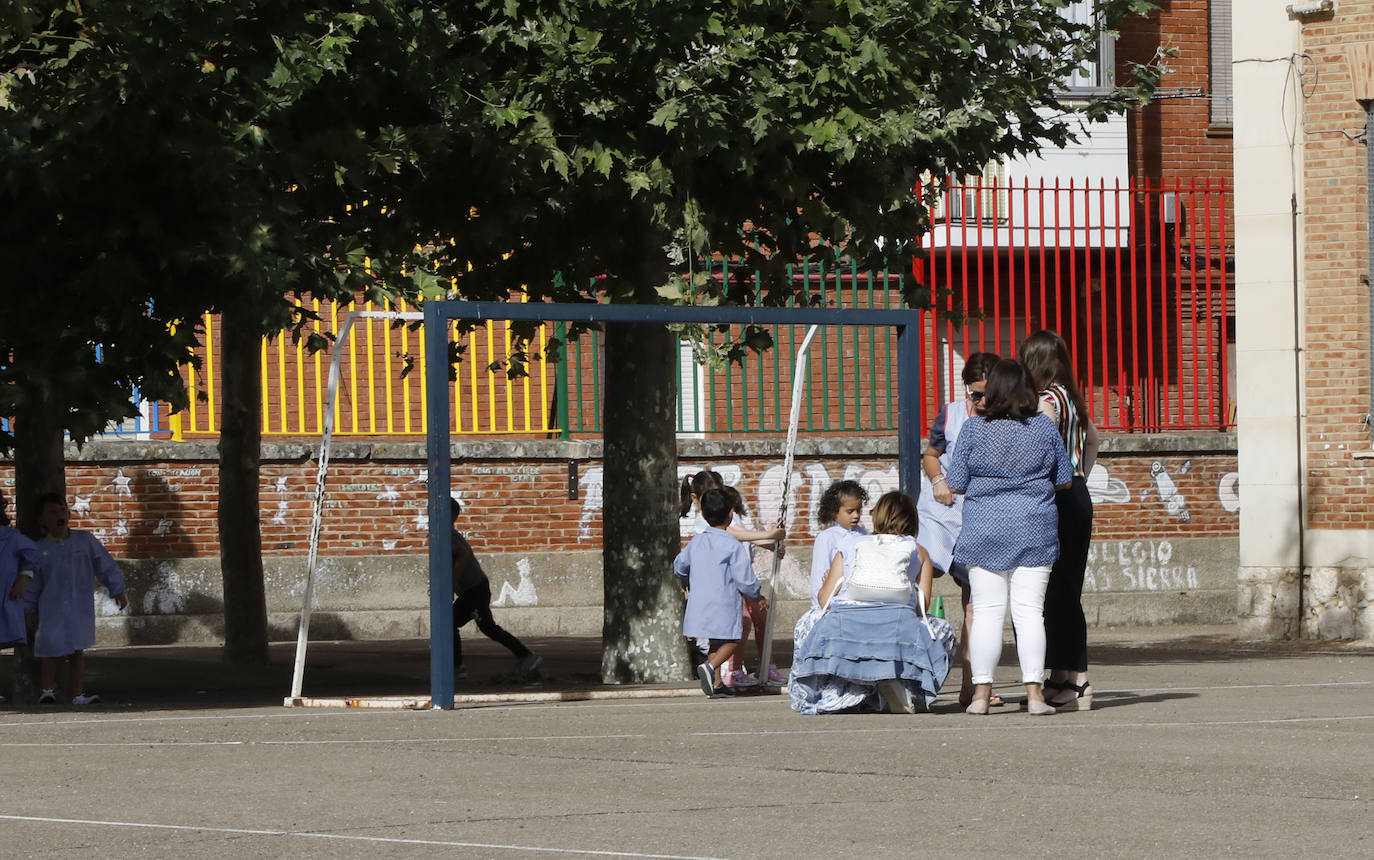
[1,1,436,660]
[4,0,1158,678]
[376,0,1159,681]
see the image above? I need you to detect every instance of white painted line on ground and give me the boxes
[694,712,1374,737]
[0,733,649,749]
[0,814,730,860]
[3,713,1374,752]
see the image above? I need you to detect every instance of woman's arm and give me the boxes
[1081,417,1100,476]
[922,445,955,506]
[817,552,846,609]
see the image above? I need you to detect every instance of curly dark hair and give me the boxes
[817,479,868,526]
[961,352,1000,386]
[980,359,1040,421]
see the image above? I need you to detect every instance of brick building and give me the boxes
[1235,0,1374,639]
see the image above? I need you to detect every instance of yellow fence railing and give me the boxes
[172,296,561,439]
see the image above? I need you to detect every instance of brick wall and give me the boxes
[1118,0,1234,187]
[1298,1,1374,529]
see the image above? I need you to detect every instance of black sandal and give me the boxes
[1046,680,1092,711]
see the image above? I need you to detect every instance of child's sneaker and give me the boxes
[517,653,543,674]
[767,665,789,684]
[726,669,759,687]
[71,693,101,706]
[695,663,715,697]
[37,689,57,705]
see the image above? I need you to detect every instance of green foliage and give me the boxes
[0,0,1161,440]
[380,0,1160,355]
[0,0,429,447]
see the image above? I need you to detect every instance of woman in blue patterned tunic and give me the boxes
[946,360,1072,715]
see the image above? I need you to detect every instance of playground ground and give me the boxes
[1,625,1371,858]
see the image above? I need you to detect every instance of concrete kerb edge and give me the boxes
[282,684,776,709]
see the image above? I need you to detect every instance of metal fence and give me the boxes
[87,176,1231,441]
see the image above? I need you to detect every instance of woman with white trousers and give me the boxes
[945,359,1073,715]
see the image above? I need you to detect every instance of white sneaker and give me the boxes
[517,653,543,674]
[726,669,759,687]
[71,693,101,706]
[37,689,57,705]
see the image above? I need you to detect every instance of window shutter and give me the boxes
[1210,0,1234,127]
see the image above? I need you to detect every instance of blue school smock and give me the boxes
[807,523,867,609]
[0,527,38,645]
[673,527,761,641]
[23,531,126,658]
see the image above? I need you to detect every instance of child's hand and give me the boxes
[766,523,785,542]
[113,592,129,611]
[8,575,27,600]
[753,596,769,613]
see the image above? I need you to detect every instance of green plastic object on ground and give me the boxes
[931,595,945,619]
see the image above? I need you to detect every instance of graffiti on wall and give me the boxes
[1084,539,1200,593]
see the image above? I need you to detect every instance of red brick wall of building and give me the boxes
[1296,2,1374,529]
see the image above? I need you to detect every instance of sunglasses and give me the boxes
[967,389,986,401]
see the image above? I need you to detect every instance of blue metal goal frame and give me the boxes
[424,300,922,708]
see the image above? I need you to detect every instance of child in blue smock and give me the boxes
[792,480,870,652]
[23,493,127,706]
[0,492,38,705]
[674,488,768,698]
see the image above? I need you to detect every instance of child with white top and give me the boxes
[673,488,769,698]
[789,491,953,714]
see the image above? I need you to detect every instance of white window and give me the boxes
[1059,0,1115,95]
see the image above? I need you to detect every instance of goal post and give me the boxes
[423,300,923,709]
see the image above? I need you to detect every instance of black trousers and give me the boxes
[1044,476,1093,672]
[454,582,531,667]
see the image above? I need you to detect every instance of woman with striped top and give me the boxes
[1021,330,1100,711]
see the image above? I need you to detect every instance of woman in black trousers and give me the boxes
[1021,330,1099,711]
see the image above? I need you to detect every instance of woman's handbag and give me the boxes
[842,534,917,604]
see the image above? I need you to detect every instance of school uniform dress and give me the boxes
[916,400,971,584]
[788,535,954,715]
[792,524,867,651]
[673,527,762,641]
[23,531,125,659]
[0,527,38,646]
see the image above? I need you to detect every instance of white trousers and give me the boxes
[967,564,1052,685]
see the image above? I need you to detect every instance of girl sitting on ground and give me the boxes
[789,491,954,715]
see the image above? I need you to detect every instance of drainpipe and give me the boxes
[1292,192,1306,637]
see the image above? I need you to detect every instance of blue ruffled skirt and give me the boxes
[789,602,954,715]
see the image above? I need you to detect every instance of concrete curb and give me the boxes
[284,684,786,709]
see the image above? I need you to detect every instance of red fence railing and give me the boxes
[914,177,1232,433]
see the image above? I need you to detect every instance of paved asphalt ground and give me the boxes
[1,625,1372,859]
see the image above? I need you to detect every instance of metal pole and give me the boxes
[425,303,456,709]
[897,312,922,498]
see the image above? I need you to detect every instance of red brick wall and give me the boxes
[1298,1,1374,529]
[1118,0,1234,187]
[0,443,1238,563]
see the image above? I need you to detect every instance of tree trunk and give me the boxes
[12,388,66,539]
[217,308,269,664]
[600,220,689,683]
